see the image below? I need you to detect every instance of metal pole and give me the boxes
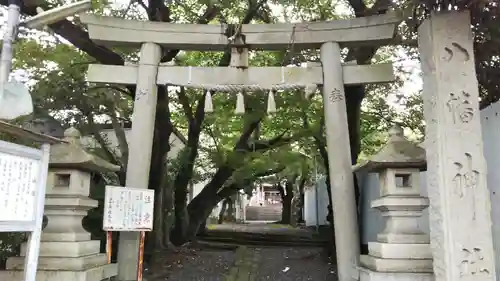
[106,231,112,264]
[0,0,22,102]
[136,231,146,281]
[314,156,319,233]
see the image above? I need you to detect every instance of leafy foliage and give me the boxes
[1,0,498,255]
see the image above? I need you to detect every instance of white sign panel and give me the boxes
[0,151,40,222]
[103,185,155,231]
[0,140,47,233]
[0,140,50,281]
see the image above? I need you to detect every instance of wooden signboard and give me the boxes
[103,185,155,281]
[0,139,51,281]
[103,185,155,231]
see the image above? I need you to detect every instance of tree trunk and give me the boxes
[169,120,274,245]
[198,220,208,236]
[325,173,334,226]
[218,198,229,224]
[153,186,165,249]
[281,199,292,224]
[144,86,172,262]
[279,181,294,225]
[171,172,190,243]
[227,196,235,222]
[170,90,208,242]
[162,181,174,247]
[184,193,221,243]
[170,165,234,245]
[345,84,366,254]
[297,178,306,223]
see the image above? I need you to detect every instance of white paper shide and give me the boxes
[103,185,155,231]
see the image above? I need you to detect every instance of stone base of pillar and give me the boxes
[368,242,431,259]
[6,253,109,270]
[359,267,434,281]
[360,255,433,273]
[0,232,118,281]
[0,263,117,281]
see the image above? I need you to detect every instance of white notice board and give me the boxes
[0,140,48,232]
[0,140,51,281]
[103,185,155,231]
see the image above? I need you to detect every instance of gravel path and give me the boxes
[254,246,337,281]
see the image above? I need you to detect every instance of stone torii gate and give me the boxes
[81,13,399,281]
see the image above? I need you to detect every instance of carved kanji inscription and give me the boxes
[329,89,343,103]
[447,91,474,124]
[460,247,490,277]
[453,152,480,220]
[453,153,479,197]
[443,42,470,62]
[136,89,148,101]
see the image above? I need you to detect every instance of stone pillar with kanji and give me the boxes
[419,10,496,281]
[357,125,434,281]
[0,127,120,281]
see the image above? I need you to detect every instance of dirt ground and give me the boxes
[143,223,336,281]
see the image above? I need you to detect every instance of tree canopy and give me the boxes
[0,0,498,251]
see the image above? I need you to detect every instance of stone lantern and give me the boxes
[1,128,119,281]
[356,125,433,281]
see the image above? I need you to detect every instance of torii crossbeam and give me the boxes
[81,13,399,50]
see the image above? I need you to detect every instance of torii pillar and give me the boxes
[321,42,360,281]
[116,42,162,281]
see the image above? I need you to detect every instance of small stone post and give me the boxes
[357,125,433,281]
[419,11,496,281]
[0,127,120,281]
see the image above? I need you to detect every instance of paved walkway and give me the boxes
[145,223,336,281]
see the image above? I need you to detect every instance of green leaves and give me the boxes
[6,0,431,192]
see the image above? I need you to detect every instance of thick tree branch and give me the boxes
[171,125,188,145]
[90,85,130,96]
[177,87,194,123]
[0,0,136,96]
[345,0,391,63]
[105,99,129,170]
[314,135,329,171]
[0,0,222,97]
[206,126,223,156]
[84,111,121,166]
[190,118,262,199]
[347,0,368,16]
[234,119,263,151]
[303,113,329,172]
[248,132,293,152]
[217,165,286,198]
[159,4,221,62]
